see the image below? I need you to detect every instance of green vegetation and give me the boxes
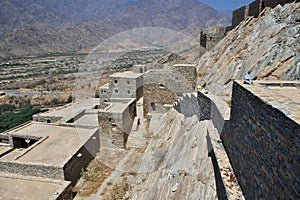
[0,107,46,133]
[0,104,16,114]
[67,95,73,103]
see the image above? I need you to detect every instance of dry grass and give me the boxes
[103,177,131,200]
[74,160,113,197]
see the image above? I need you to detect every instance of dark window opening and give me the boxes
[108,118,112,122]
[159,84,165,88]
[104,99,108,102]
[114,80,118,84]
[151,103,156,111]
[115,89,119,94]
[127,80,131,85]
[12,137,39,148]
[46,119,51,123]
[127,90,131,94]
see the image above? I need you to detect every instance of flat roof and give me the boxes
[237,80,300,124]
[0,173,70,200]
[74,113,98,127]
[109,71,142,79]
[105,103,129,113]
[38,98,97,123]
[1,122,97,166]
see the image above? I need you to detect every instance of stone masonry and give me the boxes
[222,81,300,199]
[232,0,300,29]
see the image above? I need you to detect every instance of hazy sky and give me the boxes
[198,0,254,10]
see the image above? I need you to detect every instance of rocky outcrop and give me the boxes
[197,2,300,96]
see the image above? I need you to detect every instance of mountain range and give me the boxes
[0,0,231,57]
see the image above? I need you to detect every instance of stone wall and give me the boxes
[173,93,199,119]
[222,81,300,199]
[57,182,73,200]
[0,162,65,180]
[231,0,299,28]
[32,115,62,123]
[265,0,299,8]
[63,129,99,185]
[109,74,143,100]
[200,28,227,50]
[248,0,261,18]
[143,66,196,116]
[98,100,136,148]
[232,6,248,28]
[197,91,212,121]
[144,83,178,116]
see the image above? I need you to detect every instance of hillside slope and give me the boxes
[196,2,300,96]
[0,0,230,57]
[0,0,131,35]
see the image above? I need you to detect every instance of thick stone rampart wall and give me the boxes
[232,6,247,28]
[232,0,299,28]
[221,81,300,199]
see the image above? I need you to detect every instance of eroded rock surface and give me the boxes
[197,2,300,96]
[125,109,216,200]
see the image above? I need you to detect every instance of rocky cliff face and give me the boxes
[197,2,300,96]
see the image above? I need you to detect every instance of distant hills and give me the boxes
[0,0,231,57]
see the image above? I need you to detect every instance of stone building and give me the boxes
[143,64,197,117]
[98,99,136,148]
[98,71,141,148]
[99,71,143,109]
[0,99,100,199]
[200,27,227,50]
[98,66,196,146]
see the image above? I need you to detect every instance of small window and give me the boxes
[127,80,131,85]
[114,80,118,84]
[159,84,165,88]
[151,103,156,111]
[127,90,131,94]
[103,90,107,93]
[104,99,108,102]
[115,89,119,94]
[46,119,51,123]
